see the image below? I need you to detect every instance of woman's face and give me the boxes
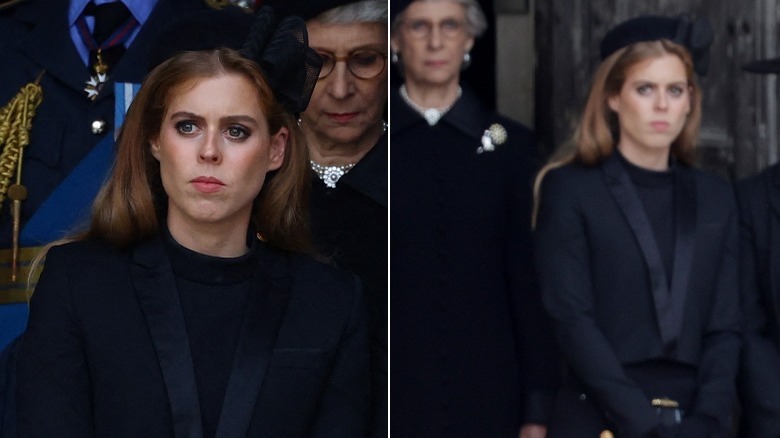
[151,73,287,233]
[302,20,388,151]
[391,0,474,89]
[608,54,691,158]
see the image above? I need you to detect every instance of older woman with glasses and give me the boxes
[390,1,559,437]
[267,1,387,436]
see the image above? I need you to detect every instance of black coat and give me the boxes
[535,155,741,437]
[15,236,369,437]
[309,134,387,437]
[736,162,780,437]
[390,86,559,437]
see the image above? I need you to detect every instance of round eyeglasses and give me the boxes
[317,50,387,79]
[401,18,467,39]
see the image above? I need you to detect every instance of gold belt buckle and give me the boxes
[651,397,679,409]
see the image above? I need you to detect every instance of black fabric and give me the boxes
[599,14,713,76]
[83,1,131,74]
[163,230,255,438]
[147,7,253,71]
[149,6,322,115]
[535,160,740,437]
[619,153,676,288]
[240,7,321,115]
[84,1,130,42]
[0,337,19,438]
[16,237,370,436]
[309,133,387,437]
[735,162,780,437]
[391,86,560,437]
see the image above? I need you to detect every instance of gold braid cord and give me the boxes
[0,81,42,213]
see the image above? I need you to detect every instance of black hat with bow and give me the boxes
[600,14,714,76]
[148,5,322,116]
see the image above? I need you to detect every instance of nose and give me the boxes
[655,92,669,110]
[427,25,443,49]
[328,62,354,99]
[198,131,222,164]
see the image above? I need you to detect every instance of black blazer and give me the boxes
[535,155,740,436]
[15,237,369,437]
[736,162,780,437]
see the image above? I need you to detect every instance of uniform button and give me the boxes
[579,393,587,401]
[600,430,614,438]
[91,119,107,135]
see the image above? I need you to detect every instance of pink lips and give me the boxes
[650,121,669,131]
[327,112,359,123]
[190,176,225,193]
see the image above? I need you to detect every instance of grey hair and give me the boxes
[391,0,488,38]
[313,0,387,25]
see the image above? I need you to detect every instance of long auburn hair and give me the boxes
[88,48,312,253]
[532,39,702,227]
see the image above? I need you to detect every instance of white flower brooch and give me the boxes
[476,123,507,154]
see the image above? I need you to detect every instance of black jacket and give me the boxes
[535,155,740,437]
[16,236,369,437]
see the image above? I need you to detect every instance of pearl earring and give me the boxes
[461,52,472,70]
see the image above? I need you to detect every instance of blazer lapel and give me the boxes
[602,154,676,349]
[131,238,203,438]
[667,165,696,351]
[215,245,292,438]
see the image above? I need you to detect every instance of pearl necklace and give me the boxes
[310,160,356,188]
[399,84,462,126]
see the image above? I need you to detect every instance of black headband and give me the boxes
[600,14,714,76]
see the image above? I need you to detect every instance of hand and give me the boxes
[518,423,547,438]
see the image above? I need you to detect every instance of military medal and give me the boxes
[76,7,139,100]
[85,49,109,100]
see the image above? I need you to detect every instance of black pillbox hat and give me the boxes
[599,14,714,76]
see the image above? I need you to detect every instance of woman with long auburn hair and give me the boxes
[15,7,369,437]
[534,15,740,437]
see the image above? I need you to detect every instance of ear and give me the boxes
[607,95,620,113]
[464,36,475,54]
[268,127,288,171]
[150,138,161,161]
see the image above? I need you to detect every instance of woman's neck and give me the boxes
[304,123,382,166]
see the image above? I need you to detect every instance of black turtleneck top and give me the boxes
[163,229,258,438]
[619,152,676,284]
